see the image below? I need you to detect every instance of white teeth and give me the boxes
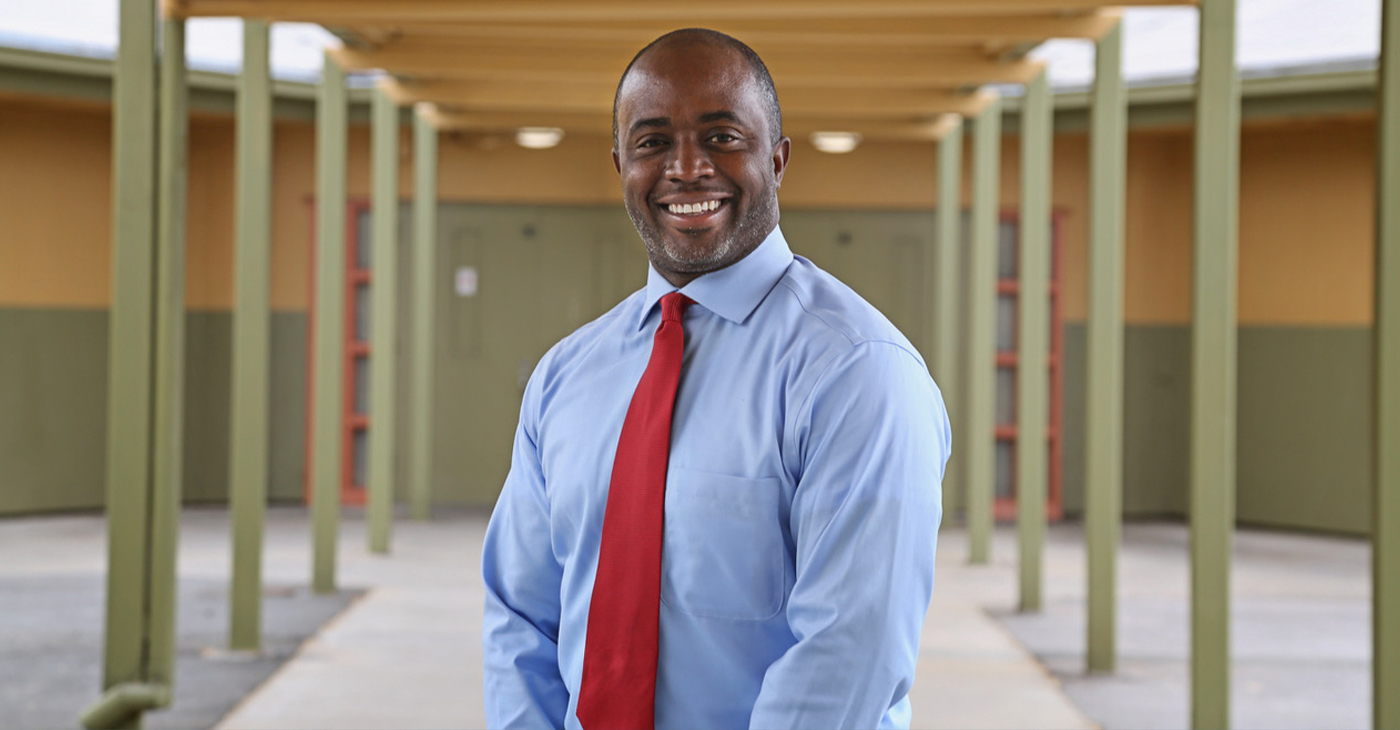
[668,200,720,215]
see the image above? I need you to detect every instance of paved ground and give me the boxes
[0,508,356,730]
[990,522,1370,730]
[2,507,1372,729]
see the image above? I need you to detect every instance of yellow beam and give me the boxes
[422,106,988,141]
[333,42,1045,86]
[169,0,1193,22]
[345,11,1124,46]
[382,77,995,117]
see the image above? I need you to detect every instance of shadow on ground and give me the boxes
[0,572,357,730]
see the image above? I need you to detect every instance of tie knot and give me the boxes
[660,292,692,323]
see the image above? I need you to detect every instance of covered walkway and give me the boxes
[2,508,1370,729]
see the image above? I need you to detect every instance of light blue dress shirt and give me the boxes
[482,226,949,730]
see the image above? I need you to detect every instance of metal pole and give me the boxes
[1086,19,1126,674]
[935,118,964,525]
[1374,0,1400,726]
[367,88,400,553]
[147,13,187,697]
[89,6,184,727]
[1191,0,1240,727]
[228,19,272,651]
[1017,68,1052,613]
[99,0,160,717]
[966,96,1001,565]
[408,108,439,522]
[311,53,347,594]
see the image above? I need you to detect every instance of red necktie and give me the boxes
[576,292,692,730]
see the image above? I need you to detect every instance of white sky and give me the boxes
[0,0,1383,87]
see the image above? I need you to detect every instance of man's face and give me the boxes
[612,43,791,287]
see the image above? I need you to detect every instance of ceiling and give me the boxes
[163,0,1199,142]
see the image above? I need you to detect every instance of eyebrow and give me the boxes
[628,110,745,137]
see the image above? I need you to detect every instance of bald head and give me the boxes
[612,28,783,149]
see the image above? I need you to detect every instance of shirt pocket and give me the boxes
[661,468,786,621]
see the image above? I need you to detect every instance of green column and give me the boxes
[935,119,964,524]
[1086,19,1126,674]
[311,53,347,594]
[409,108,439,521]
[367,88,400,553]
[1191,0,1240,727]
[228,19,272,652]
[966,97,1001,565]
[1374,0,1400,726]
[87,8,184,728]
[1017,69,1051,613]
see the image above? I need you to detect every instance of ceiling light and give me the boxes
[809,131,862,154]
[515,127,565,149]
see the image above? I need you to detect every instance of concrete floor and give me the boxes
[0,508,356,730]
[0,507,1373,729]
[990,522,1371,730]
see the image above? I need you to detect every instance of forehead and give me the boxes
[617,42,764,123]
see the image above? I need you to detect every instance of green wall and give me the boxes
[0,205,1377,537]
[0,309,307,515]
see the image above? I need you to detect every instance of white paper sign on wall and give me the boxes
[455,266,478,297]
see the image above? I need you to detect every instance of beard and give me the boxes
[627,180,780,277]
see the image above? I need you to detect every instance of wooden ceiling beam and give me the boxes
[382,77,996,117]
[332,43,1046,86]
[346,10,1123,46]
[168,0,1192,22]
[420,105,991,141]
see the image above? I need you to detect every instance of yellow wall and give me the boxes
[0,99,111,308]
[0,93,1380,327]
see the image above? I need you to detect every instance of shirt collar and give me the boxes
[638,226,794,330]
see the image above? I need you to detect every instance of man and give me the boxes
[482,28,949,730]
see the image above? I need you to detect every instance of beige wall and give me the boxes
[0,94,1379,328]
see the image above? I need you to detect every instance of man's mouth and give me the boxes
[665,199,723,216]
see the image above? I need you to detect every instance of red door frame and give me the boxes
[303,197,372,506]
[993,209,1065,522]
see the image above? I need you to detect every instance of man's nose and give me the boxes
[665,137,715,182]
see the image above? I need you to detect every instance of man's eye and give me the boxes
[710,133,737,144]
[637,138,666,148]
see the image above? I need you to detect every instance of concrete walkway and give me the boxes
[211,509,1092,730]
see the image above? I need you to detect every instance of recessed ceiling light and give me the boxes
[810,131,862,154]
[515,127,565,149]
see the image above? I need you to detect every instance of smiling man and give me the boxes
[482,29,949,730]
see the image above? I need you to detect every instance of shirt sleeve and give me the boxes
[750,341,949,730]
[482,376,569,730]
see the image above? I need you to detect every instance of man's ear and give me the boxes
[612,148,622,175]
[772,137,792,188]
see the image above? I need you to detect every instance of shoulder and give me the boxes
[768,255,927,369]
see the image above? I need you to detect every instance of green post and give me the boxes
[1191,0,1240,727]
[1017,69,1052,613]
[1086,19,1126,674]
[90,7,185,728]
[966,97,1001,565]
[409,108,439,522]
[367,88,400,553]
[1374,0,1400,726]
[146,12,187,707]
[935,119,963,524]
[311,53,347,594]
[228,19,272,651]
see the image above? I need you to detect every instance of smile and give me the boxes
[664,199,725,216]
